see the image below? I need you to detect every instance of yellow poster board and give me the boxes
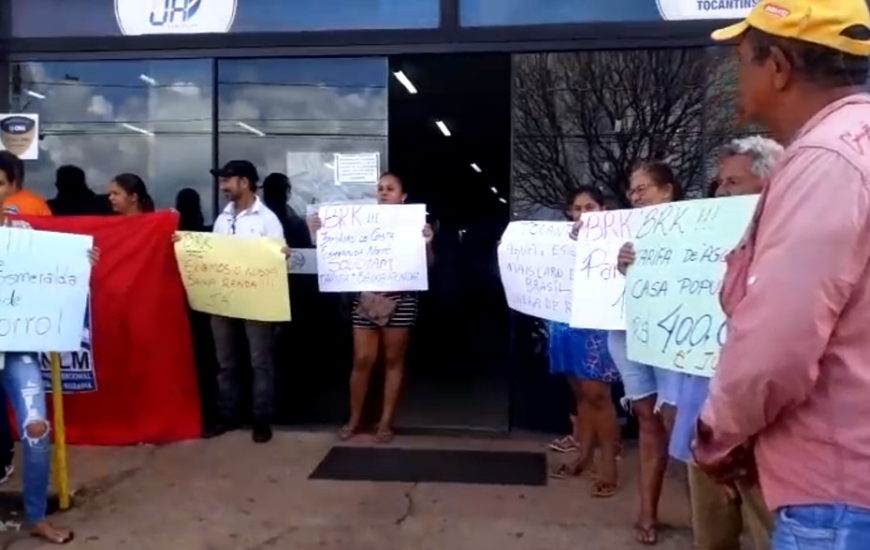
[174,232,291,322]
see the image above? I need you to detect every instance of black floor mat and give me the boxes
[309,446,547,486]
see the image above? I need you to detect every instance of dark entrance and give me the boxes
[387,53,513,431]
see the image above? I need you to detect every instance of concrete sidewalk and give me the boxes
[0,432,693,549]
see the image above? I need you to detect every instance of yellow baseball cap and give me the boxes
[711,0,870,57]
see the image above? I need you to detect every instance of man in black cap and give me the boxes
[205,160,286,443]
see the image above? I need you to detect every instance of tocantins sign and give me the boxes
[657,0,759,20]
[115,0,238,36]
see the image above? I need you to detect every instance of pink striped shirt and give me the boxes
[697,94,870,511]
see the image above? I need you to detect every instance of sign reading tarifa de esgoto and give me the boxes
[657,0,759,20]
[115,0,238,36]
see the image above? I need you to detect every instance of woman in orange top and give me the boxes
[0,151,51,216]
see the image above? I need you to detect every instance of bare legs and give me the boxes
[561,379,620,496]
[341,327,411,443]
[633,395,669,545]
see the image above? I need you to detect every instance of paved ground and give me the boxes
[0,431,693,549]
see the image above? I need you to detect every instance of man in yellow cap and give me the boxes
[692,0,870,548]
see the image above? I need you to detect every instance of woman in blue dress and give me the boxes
[548,186,621,497]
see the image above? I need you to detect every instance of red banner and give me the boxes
[21,212,201,445]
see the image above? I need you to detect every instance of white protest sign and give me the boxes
[625,196,758,377]
[569,209,637,330]
[0,227,93,352]
[497,221,575,323]
[316,204,428,292]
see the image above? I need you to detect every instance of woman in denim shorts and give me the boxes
[611,160,683,545]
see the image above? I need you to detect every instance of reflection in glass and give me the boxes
[9,59,215,219]
[510,48,743,220]
[461,0,661,26]
[217,57,388,215]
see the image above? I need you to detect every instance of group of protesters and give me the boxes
[2,0,870,547]
[544,0,870,548]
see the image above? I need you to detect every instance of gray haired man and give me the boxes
[671,135,784,550]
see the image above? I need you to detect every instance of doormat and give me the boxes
[309,447,547,486]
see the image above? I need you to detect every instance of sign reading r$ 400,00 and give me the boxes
[624,196,758,377]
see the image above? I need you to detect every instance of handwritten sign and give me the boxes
[569,209,636,330]
[175,232,290,322]
[0,227,93,352]
[316,204,428,292]
[624,196,758,377]
[497,221,574,323]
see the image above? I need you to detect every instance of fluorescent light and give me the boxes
[490,187,498,194]
[237,122,265,137]
[393,71,418,94]
[324,162,335,170]
[25,90,46,100]
[471,163,482,173]
[139,74,158,86]
[498,197,507,204]
[435,120,451,137]
[121,123,154,136]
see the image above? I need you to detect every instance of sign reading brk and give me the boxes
[497,221,574,323]
[624,196,758,377]
[0,227,93,352]
[317,204,428,293]
[174,232,290,322]
[569,209,636,330]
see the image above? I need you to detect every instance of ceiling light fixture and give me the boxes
[139,74,158,86]
[237,121,266,137]
[25,90,46,99]
[471,163,482,173]
[499,197,508,204]
[393,71,418,94]
[121,123,154,136]
[435,120,451,137]
[490,187,498,194]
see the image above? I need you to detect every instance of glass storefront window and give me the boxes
[217,57,388,215]
[461,0,663,26]
[12,0,439,37]
[9,59,214,219]
[510,48,744,220]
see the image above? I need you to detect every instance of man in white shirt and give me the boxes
[207,160,287,444]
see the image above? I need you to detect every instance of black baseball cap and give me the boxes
[210,160,259,184]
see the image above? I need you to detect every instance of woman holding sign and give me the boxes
[549,187,622,499]
[308,173,433,444]
[0,154,100,544]
[600,160,682,545]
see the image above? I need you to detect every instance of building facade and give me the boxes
[0,0,759,433]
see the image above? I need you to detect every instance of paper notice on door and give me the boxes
[333,152,380,186]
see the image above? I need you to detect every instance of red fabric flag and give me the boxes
[20,212,201,445]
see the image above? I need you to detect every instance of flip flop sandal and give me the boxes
[591,480,618,498]
[548,462,584,479]
[634,523,658,545]
[374,427,395,444]
[337,425,358,441]
[32,529,75,545]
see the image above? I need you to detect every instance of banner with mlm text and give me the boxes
[624,196,758,377]
[20,212,201,445]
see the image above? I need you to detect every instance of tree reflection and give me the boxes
[512,48,740,217]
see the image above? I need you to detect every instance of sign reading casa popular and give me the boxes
[115,0,238,36]
[657,0,758,20]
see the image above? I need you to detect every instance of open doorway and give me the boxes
[388,53,513,431]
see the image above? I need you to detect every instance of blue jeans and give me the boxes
[0,353,51,524]
[773,505,870,550]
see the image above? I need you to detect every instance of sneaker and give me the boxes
[548,435,578,453]
[0,464,13,485]
[252,420,272,444]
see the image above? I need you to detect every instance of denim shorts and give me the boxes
[772,504,870,550]
[607,330,680,410]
